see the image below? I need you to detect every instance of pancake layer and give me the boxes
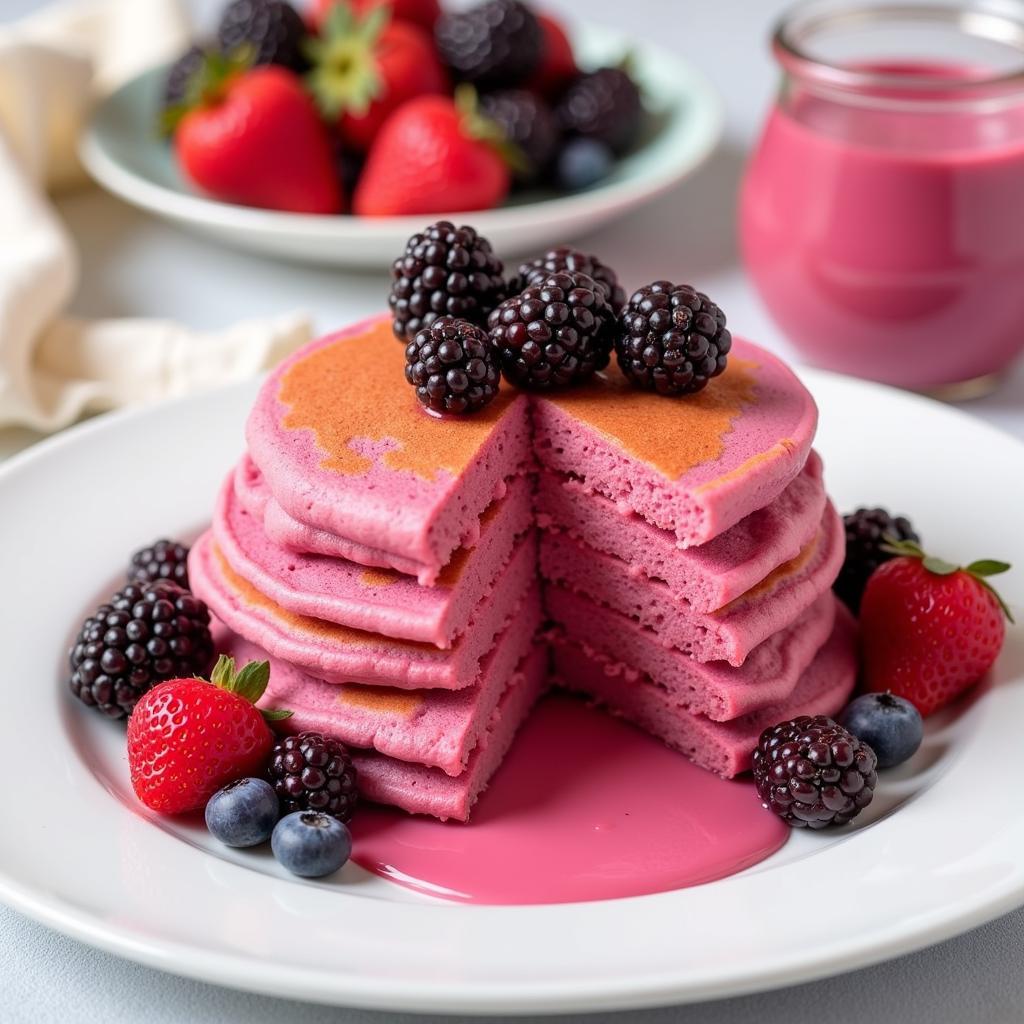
[547,587,837,721]
[551,603,857,778]
[540,504,844,666]
[216,469,534,646]
[190,531,538,689]
[219,589,542,776]
[534,452,826,613]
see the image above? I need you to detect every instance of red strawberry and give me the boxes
[861,540,1013,716]
[354,89,512,215]
[311,0,441,33]
[127,656,291,815]
[306,5,447,151]
[527,13,577,96]
[173,57,342,214]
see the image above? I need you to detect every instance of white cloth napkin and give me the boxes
[0,0,312,433]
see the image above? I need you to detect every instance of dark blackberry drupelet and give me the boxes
[488,270,615,390]
[217,0,309,72]
[556,66,643,155]
[434,0,542,88]
[405,317,501,415]
[753,715,878,829]
[616,281,731,395]
[511,246,626,314]
[834,508,920,614]
[389,221,506,342]
[268,732,358,823]
[69,581,213,719]
[128,539,191,589]
[161,44,208,115]
[479,90,560,186]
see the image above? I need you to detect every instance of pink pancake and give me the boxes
[354,645,549,822]
[188,530,538,689]
[234,456,459,586]
[531,339,817,546]
[535,452,826,614]
[219,591,542,776]
[546,586,837,721]
[245,318,816,581]
[214,470,534,646]
[245,316,534,579]
[540,503,844,666]
[550,603,858,778]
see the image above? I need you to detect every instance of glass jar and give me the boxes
[740,0,1024,395]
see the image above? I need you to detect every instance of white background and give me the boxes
[1,0,1023,1020]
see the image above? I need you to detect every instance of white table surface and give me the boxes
[2,0,1023,1020]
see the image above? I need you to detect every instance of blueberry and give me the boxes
[555,138,613,191]
[271,811,352,878]
[205,777,279,848]
[840,693,923,769]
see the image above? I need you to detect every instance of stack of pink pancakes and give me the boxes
[189,316,856,821]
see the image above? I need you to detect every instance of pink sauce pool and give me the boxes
[741,61,1024,390]
[350,694,787,905]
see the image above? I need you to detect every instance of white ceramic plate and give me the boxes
[79,23,722,268]
[1,369,1022,1014]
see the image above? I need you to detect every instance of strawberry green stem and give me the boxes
[160,46,254,136]
[304,4,389,120]
[882,536,1014,623]
[206,655,293,723]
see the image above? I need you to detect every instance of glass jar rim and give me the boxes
[773,0,1024,98]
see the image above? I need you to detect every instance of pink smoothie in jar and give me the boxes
[741,0,1024,393]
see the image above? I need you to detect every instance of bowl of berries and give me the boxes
[79,0,722,267]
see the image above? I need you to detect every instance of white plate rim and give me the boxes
[0,368,1022,1015]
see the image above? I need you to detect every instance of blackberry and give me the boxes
[488,270,615,389]
[268,732,359,823]
[556,67,643,155]
[161,43,207,116]
[434,0,542,89]
[389,221,506,342]
[69,581,213,719]
[128,538,190,589]
[479,90,560,186]
[616,281,731,396]
[753,715,878,829]
[405,317,501,415]
[511,246,626,314]
[217,0,309,73]
[835,508,920,613]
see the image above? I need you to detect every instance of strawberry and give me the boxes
[172,56,342,214]
[127,656,291,815]
[306,5,447,151]
[527,12,577,96]
[310,0,441,34]
[861,540,1013,716]
[354,88,514,215]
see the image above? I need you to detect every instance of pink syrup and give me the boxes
[349,694,787,905]
[741,61,1024,390]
